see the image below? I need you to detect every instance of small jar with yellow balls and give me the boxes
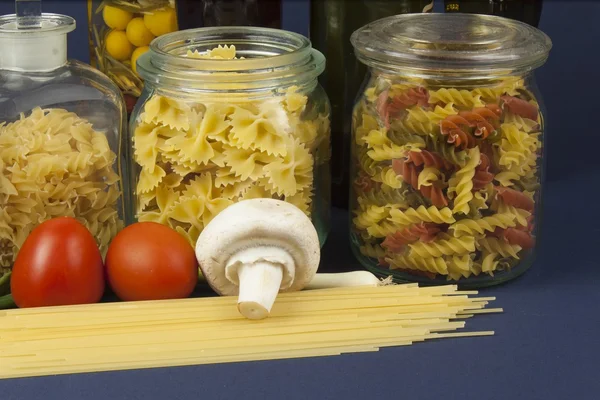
[87,0,179,114]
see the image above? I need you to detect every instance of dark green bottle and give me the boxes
[176,0,282,30]
[444,0,543,27]
[310,0,434,209]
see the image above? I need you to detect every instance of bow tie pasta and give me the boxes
[132,45,330,247]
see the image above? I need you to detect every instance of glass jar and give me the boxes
[0,14,127,273]
[87,0,179,114]
[128,27,331,247]
[349,14,552,287]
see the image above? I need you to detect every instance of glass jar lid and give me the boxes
[0,13,75,71]
[0,13,75,38]
[351,13,552,75]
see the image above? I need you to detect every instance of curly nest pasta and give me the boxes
[351,75,542,281]
[132,45,330,246]
[0,108,123,271]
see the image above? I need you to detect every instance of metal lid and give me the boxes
[0,13,75,37]
[351,13,552,74]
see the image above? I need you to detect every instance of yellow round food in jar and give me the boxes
[126,17,155,47]
[102,5,133,30]
[105,30,134,61]
[131,46,149,74]
[143,8,178,37]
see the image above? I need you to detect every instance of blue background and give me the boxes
[1,1,599,399]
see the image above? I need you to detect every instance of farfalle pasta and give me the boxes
[132,45,330,246]
[0,108,123,271]
[351,75,542,282]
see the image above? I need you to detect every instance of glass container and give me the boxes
[87,0,179,114]
[127,27,331,247]
[349,14,551,287]
[310,0,434,209]
[0,13,127,274]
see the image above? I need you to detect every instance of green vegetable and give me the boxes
[0,271,11,296]
[0,294,15,309]
[0,271,15,309]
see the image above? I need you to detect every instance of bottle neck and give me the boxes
[0,33,67,72]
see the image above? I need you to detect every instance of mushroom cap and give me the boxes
[195,198,321,296]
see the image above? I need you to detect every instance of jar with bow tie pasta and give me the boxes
[349,14,552,287]
[128,27,331,247]
[0,13,127,273]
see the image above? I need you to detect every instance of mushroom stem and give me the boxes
[304,271,382,290]
[236,261,283,320]
[225,246,295,320]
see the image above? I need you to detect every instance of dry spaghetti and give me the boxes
[0,284,501,379]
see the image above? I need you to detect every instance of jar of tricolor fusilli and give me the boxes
[349,14,552,287]
[0,13,127,273]
[128,27,331,247]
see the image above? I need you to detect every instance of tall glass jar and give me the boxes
[0,14,127,273]
[87,0,179,114]
[128,27,331,247]
[349,14,552,287]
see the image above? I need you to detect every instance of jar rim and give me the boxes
[0,13,75,38]
[351,13,552,76]
[137,26,325,92]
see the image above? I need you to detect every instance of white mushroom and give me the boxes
[196,198,321,320]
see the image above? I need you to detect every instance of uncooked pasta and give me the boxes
[351,76,541,281]
[0,284,500,379]
[132,45,330,246]
[0,108,123,271]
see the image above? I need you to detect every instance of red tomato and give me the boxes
[11,217,105,308]
[105,222,198,301]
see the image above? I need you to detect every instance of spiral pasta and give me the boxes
[357,147,379,176]
[475,252,500,274]
[372,167,403,189]
[351,74,541,281]
[395,159,448,208]
[0,108,123,270]
[406,103,458,125]
[381,222,440,253]
[387,253,449,275]
[429,88,485,109]
[359,243,387,259]
[449,147,480,214]
[388,206,456,226]
[353,204,393,230]
[449,212,517,237]
[472,78,523,103]
[408,235,476,258]
[367,142,421,162]
[476,237,522,259]
[356,190,411,209]
[407,149,454,170]
[446,254,474,281]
